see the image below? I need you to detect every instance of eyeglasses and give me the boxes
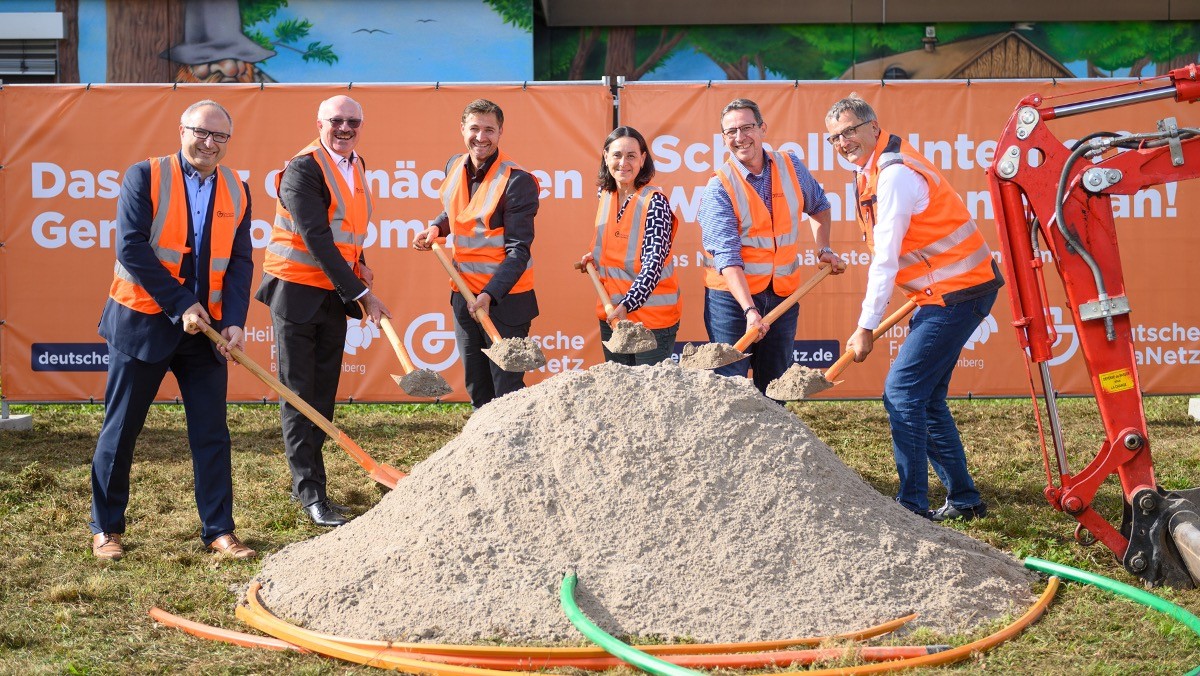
[826,120,873,146]
[721,123,760,139]
[185,126,230,143]
[324,117,362,129]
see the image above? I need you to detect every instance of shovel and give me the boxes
[767,299,919,400]
[573,260,656,354]
[188,318,404,489]
[680,264,833,370]
[378,316,452,399]
[430,241,547,372]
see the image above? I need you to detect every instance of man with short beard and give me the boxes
[256,95,391,527]
[413,99,540,409]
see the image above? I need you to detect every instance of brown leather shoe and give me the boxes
[92,533,124,561]
[208,533,256,560]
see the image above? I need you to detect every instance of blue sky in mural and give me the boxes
[248,0,532,82]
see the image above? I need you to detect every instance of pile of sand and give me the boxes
[256,362,1035,644]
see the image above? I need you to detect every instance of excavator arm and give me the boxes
[987,65,1200,588]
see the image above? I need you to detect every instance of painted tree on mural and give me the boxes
[242,0,337,65]
[105,0,183,82]
[1040,22,1200,76]
[486,0,533,32]
[536,25,689,80]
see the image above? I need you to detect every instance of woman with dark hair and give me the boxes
[579,126,681,365]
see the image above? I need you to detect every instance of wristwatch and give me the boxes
[818,246,835,256]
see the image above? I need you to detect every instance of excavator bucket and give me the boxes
[1123,487,1200,588]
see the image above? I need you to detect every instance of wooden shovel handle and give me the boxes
[379,316,416,374]
[189,319,384,476]
[731,264,833,353]
[575,260,620,328]
[430,241,504,344]
[824,300,919,381]
[582,261,617,315]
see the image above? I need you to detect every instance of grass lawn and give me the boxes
[0,395,1197,674]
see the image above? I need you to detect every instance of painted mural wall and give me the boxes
[3,1,1198,83]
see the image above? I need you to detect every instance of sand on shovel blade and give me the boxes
[677,341,744,369]
[396,369,453,399]
[483,337,547,371]
[765,364,834,401]
[604,320,657,354]
[255,362,1036,646]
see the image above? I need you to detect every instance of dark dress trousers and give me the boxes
[255,153,367,507]
[90,154,254,546]
[432,152,539,408]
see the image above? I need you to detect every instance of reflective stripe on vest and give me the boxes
[109,155,244,319]
[262,141,369,290]
[590,185,681,329]
[703,151,804,295]
[439,151,534,295]
[857,132,997,306]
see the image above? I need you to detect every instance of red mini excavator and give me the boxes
[988,65,1200,588]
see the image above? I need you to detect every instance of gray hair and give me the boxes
[318,95,364,122]
[826,95,876,124]
[720,98,763,125]
[180,99,233,131]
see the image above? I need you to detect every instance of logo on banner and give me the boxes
[345,319,380,356]
[1046,306,1080,366]
[405,312,458,371]
[963,314,999,350]
[31,343,109,371]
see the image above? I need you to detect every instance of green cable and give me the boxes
[559,572,702,676]
[1024,557,1200,673]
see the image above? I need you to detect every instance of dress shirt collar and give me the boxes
[179,152,216,184]
[728,149,773,181]
[465,150,499,182]
[322,142,358,169]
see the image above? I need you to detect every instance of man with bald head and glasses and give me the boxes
[696,98,845,399]
[824,94,1003,523]
[89,99,256,561]
[256,95,391,528]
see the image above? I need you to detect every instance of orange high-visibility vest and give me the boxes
[109,154,245,320]
[590,185,681,329]
[439,151,534,296]
[856,132,998,306]
[263,141,370,290]
[703,151,805,295]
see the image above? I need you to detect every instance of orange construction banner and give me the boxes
[1,80,1198,402]
[620,80,1200,397]
[0,83,612,402]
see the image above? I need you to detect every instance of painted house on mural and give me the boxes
[841,30,1073,80]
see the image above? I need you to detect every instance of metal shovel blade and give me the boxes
[393,370,453,399]
[482,337,547,372]
[677,342,747,370]
[765,365,836,401]
[603,320,657,354]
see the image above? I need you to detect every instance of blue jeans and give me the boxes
[703,287,798,396]
[599,321,679,366]
[885,289,997,513]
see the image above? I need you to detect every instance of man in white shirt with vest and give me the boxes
[825,95,1003,522]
